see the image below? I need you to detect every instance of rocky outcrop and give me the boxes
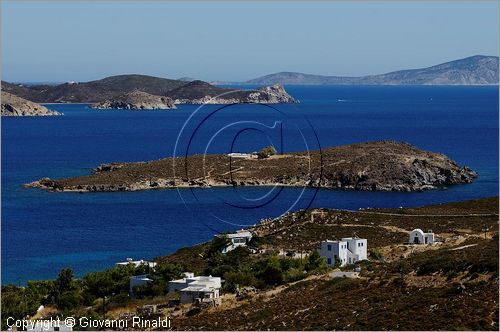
[25,141,476,193]
[245,84,297,103]
[90,90,176,110]
[1,91,62,116]
[168,81,297,104]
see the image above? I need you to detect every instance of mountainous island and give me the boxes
[2,75,297,107]
[26,141,476,192]
[1,91,62,116]
[246,55,499,85]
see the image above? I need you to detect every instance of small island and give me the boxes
[1,91,62,116]
[25,141,476,192]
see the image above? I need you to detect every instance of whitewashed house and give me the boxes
[116,258,157,269]
[219,230,253,253]
[319,237,367,267]
[409,229,435,245]
[129,275,153,296]
[168,272,222,304]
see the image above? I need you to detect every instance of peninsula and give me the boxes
[25,141,476,192]
[1,91,62,116]
[2,76,297,105]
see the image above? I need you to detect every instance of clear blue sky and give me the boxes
[2,1,498,82]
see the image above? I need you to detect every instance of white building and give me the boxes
[219,230,253,253]
[116,258,157,269]
[409,229,435,245]
[168,272,222,304]
[227,152,258,159]
[129,275,153,295]
[319,237,367,267]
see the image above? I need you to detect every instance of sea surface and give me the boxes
[2,85,498,284]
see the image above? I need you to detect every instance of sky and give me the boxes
[1,0,498,82]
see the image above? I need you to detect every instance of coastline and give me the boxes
[24,141,477,193]
[3,196,498,330]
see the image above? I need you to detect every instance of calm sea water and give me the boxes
[2,85,498,284]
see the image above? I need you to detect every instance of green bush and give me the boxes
[223,270,258,292]
[284,268,307,283]
[186,307,201,316]
[369,248,384,261]
[305,251,327,273]
[257,146,277,159]
[1,281,53,330]
[82,265,136,302]
[153,262,183,284]
[261,264,283,286]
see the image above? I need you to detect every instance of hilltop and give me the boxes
[247,55,499,85]
[1,75,185,103]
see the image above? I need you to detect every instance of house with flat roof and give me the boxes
[129,274,153,296]
[409,229,435,245]
[168,272,222,304]
[116,258,156,269]
[218,230,253,253]
[319,237,367,267]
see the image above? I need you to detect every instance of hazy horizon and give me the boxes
[2,1,498,82]
[4,54,498,84]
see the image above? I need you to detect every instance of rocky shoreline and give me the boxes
[25,141,477,193]
[1,91,62,116]
[156,81,297,105]
[58,83,296,109]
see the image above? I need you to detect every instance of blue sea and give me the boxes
[2,85,498,284]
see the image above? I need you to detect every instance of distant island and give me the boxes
[1,76,297,107]
[26,141,476,192]
[246,55,499,85]
[1,91,62,116]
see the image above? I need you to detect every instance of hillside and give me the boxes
[247,55,499,85]
[2,197,497,330]
[1,75,186,103]
[2,75,297,104]
[90,90,176,110]
[1,91,62,116]
[162,197,498,330]
[25,141,476,192]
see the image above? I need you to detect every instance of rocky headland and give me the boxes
[90,90,176,110]
[168,81,297,104]
[25,141,476,192]
[1,91,62,116]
